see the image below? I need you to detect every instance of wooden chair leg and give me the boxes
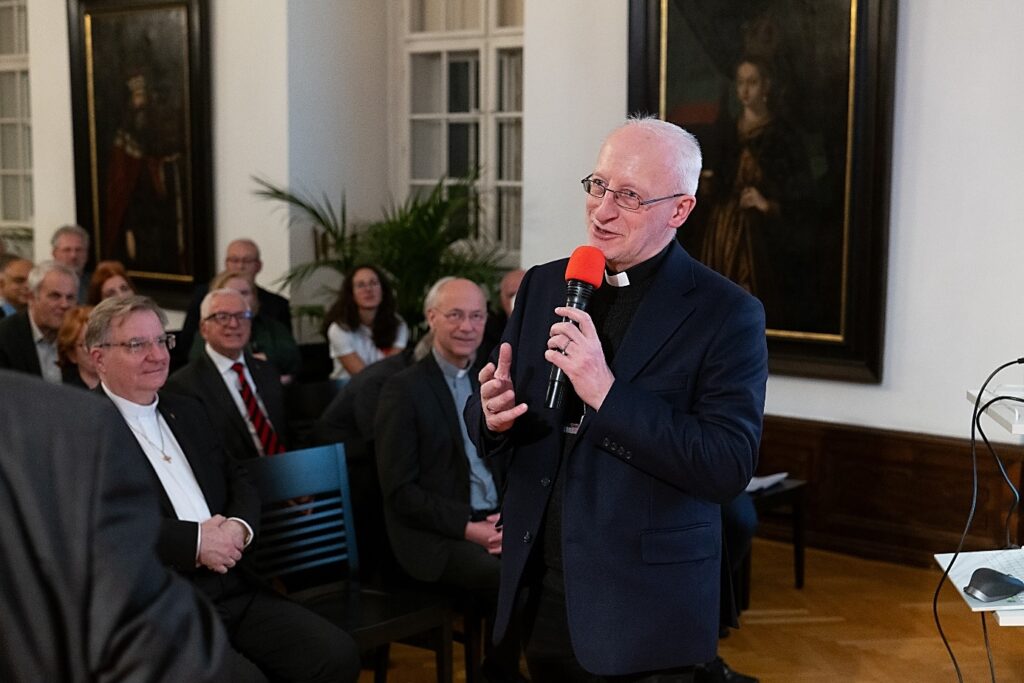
[463,611,483,683]
[373,643,390,683]
[435,620,454,683]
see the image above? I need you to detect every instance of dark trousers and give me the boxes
[214,586,361,683]
[521,569,694,683]
[437,541,524,677]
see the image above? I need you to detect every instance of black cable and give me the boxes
[934,357,1024,682]
[975,395,1023,547]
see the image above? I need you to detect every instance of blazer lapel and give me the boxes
[424,355,469,463]
[157,396,217,506]
[197,353,254,452]
[610,242,697,383]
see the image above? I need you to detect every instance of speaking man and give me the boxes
[468,117,769,682]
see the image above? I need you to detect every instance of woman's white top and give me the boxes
[327,318,408,381]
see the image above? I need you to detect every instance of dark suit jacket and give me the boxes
[0,310,42,377]
[376,353,507,583]
[174,283,292,368]
[466,242,768,675]
[0,371,228,681]
[100,389,262,594]
[165,350,287,460]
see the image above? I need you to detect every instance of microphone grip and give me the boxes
[546,365,566,409]
[545,280,596,410]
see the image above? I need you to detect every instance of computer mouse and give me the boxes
[963,567,1024,602]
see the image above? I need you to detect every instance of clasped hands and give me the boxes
[198,514,248,574]
[465,513,503,555]
[479,306,614,433]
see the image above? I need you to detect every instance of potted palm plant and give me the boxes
[254,175,504,336]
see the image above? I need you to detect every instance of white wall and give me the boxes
[26,0,76,258]
[27,0,1024,440]
[209,0,290,295]
[522,0,1024,441]
[285,1,389,339]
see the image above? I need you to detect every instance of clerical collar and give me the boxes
[432,347,473,379]
[101,382,160,417]
[603,243,672,288]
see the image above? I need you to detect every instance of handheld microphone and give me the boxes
[545,245,605,409]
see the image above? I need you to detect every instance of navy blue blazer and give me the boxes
[467,242,768,675]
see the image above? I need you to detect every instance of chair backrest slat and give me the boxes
[247,443,361,578]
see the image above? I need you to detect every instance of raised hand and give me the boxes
[478,342,527,432]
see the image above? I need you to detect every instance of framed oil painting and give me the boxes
[629,0,896,382]
[67,0,212,307]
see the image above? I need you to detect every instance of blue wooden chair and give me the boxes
[246,443,453,683]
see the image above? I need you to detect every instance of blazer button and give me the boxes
[540,477,552,487]
[602,437,610,448]
[523,531,532,543]
[624,451,633,460]
[617,446,625,456]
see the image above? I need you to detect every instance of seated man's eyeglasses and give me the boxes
[204,311,254,326]
[581,174,688,211]
[442,309,487,325]
[97,334,176,354]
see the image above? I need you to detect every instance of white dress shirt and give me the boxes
[205,344,272,456]
[28,314,61,384]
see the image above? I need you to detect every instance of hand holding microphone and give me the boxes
[544,246,614,410]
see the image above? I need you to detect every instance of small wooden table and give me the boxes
[739,478,807,610]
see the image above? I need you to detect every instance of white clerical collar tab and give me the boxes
[605,270,630,287]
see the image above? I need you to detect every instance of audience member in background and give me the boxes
[51,224,91,303]
[482,268,525,355]
[312,331,434,582]
[187,270,301,381]
[0,261,78,382]
[87,295,360,683]
[167,286,287,460]
[177,239,293,364]
[325,264,408,382]
[57,305,99,389]
[0,254,32,318]
[0,370,230,682]
[87,260,136,304]
[376,277,523,682]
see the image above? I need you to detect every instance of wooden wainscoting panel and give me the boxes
[757,416,1023,566]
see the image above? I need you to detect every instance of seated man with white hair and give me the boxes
[165,286,287,460]
[87,294,360,683]
[0,260,77,382]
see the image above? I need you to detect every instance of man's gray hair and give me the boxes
[621,115,703,196]
[50,224,91,249]
[27,260,78,296]
[423,276,457,316]
[85,294,167,348]
[200,287,250,320]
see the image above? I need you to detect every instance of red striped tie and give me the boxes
[231,362,284,456]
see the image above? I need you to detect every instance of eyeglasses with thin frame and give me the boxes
[204,310,254,326]
[97,334,176,354]
[581,174,688,211]
[440,309,487,326]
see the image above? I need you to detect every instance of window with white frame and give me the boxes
[399,0,523,254]
[0,0,31,254]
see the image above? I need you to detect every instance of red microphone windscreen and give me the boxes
[564,245,605,288]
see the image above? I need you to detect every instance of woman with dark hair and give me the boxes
[324,265,407,381]
[87,260,135,305]
[699,56,812,329]
[57,305,99,389]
